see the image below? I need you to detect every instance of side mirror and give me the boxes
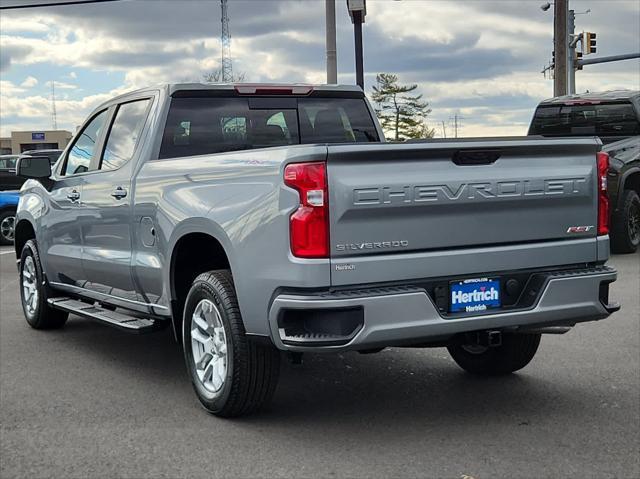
[16,156,52,179]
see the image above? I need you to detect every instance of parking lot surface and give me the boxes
[1,246,638,479]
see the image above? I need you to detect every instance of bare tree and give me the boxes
[202,69,246,83]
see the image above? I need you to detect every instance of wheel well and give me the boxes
[14,219,35,259]
[170,233,230,337]
[623,171,640,195]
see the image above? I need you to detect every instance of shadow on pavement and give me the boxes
[46,314,599,432]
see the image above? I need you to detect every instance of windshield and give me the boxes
[159,96,379,159]
[529,102,639,137]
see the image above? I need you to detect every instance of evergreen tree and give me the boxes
[371,73,434,141]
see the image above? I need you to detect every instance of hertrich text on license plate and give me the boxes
[449,277,501,313]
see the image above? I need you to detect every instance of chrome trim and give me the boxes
[49,281,170,311]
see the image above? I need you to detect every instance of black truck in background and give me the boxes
[529,90,640,253]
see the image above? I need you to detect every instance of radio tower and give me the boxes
[220,0,233,82]
[51,81,58,130]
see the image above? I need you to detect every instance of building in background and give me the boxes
[0,130,73,155]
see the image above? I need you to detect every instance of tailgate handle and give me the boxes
[452,150,501,165]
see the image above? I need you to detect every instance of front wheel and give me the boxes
[182,270,280,417]
[611,189,640,254]
[0,210,15,245]
[447,333,541,376]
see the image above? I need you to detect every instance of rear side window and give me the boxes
[530,102,640,136]
[298,98,379,142]
[160,98,298,159]
[62,109,108,176]
[159,96,378,159]
[101,99,151,171]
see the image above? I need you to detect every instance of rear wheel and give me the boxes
[447,333,541,376]
[0,210,15,245]
[611,189,640,254]
[182,270,280,417]
[20,239,68,329]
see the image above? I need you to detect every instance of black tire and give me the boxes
[182,270,280,417]
[610,189,640,254]
[19,239,68,329]
[0,210,15,246]
[447,333,541,376]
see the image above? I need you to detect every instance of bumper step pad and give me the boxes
[47,298,161,334]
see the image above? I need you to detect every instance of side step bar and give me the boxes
[48,298,162,334]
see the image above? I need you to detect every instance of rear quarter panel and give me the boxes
[133,145,331,335]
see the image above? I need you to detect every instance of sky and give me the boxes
[0,0,639,138]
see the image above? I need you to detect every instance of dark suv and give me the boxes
[0,155,21,191]
[528,90,640,145]
[604,136,640,254]
[0,150,63,192]
[529,90,640,253]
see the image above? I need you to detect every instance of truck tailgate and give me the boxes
[327,138,603,286]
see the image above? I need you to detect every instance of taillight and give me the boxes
[284,162,329,258]
[597,151,609,236]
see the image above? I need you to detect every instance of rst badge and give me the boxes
[567,225,595,233]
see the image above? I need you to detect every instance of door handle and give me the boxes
[67,190,80,202]
[111,186,128,199]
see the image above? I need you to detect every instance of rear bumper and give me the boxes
[267,266,618,352]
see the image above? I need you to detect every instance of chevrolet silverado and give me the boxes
[14,83,619,417]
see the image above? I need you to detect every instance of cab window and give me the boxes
[62,110,108,176]
[100,99,151,171]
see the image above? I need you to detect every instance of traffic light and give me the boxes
[552,50,555,67]
[584,32,597,54]
[576,51,583,70]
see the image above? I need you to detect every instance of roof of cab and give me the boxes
[106,83,363,102]
[539,89,640,105]
[168,83,363,95]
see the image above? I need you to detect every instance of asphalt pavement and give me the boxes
[1,246,638,479]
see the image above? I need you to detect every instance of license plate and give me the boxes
[449,277,501,313]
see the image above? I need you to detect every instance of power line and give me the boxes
[0,0,123,10]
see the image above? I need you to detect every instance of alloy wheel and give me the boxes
[22,255,39,316]
[190,299,228,395]
[0,215,15,242]
[629,201,640,244]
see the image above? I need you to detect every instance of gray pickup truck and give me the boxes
[14,83,619,417]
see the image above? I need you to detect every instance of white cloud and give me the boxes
[48,80,76,90]
[0,80,25,96]
[0,86,129,136]
[0,0,638,138]
[20,76,38,88]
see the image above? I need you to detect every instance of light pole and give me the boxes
[347,0,366,89]
[325,0,337,84]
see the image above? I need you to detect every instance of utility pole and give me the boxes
[325,0,337,84]
[441,121,447,139]
[553,0,568,96]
